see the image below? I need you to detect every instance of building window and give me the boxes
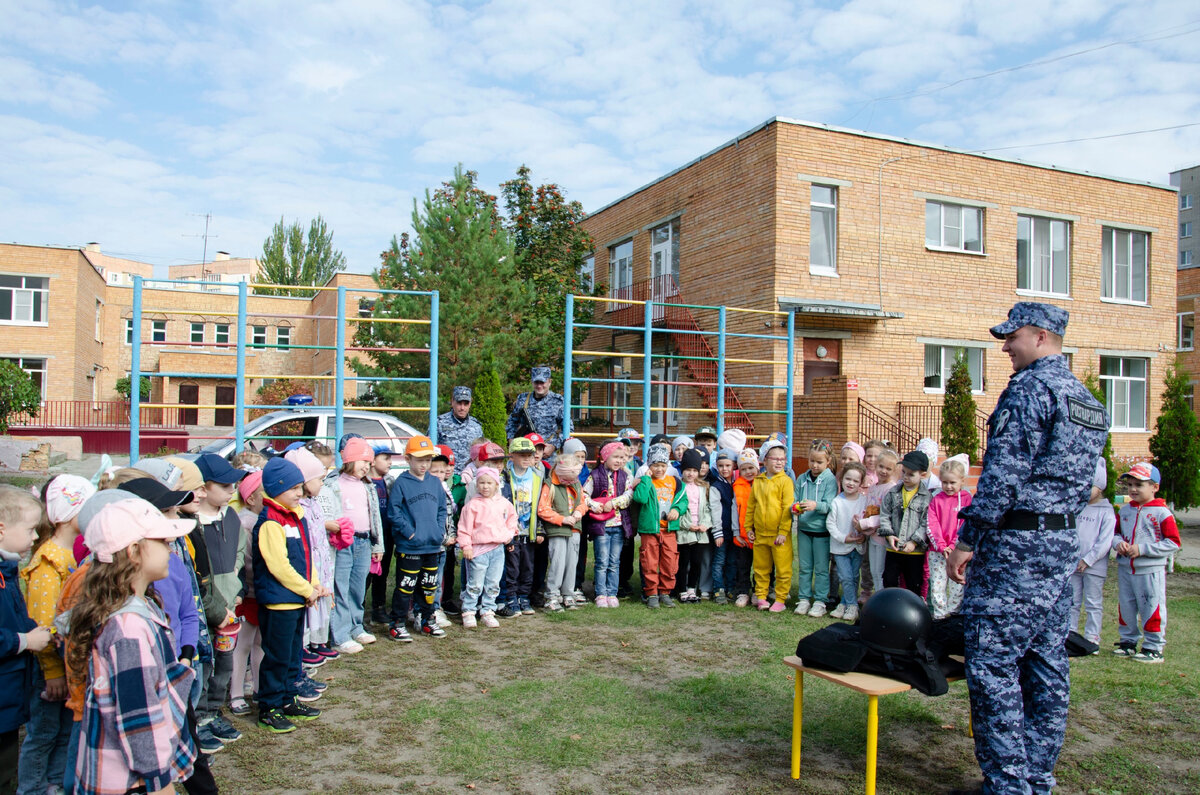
[94,299,102,341]
[923,345,984,393]
[1017,216,1070,295]
[1186,383,1195,412]
[650,220,680,292]
[190,322,205,343]
[251,326,267,347]
[580,254,594,293]
[1100,356,1147,431]
[1184,251,1195,267]
[1101,227,1148,303]
[1179,312,1195,351]
[151,321,167,343]
[124,318,133,345]
[810,185,837,274]
[925,202,983,253]
[0,275,49,325]
[1,357,46,401]
[1183,194,1194,210]
[608,240,633,307]
[215,324,230,345]
[276,326,291,349]
[1182,222,1194,239]
[612,362,630,424]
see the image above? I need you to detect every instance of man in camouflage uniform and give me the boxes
[436,386,483,474]
[948,302,1108,795]
[506,366,566,448]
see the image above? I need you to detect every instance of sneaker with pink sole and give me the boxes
[461,614,477,629]
[768,601,786,613]
[595,596,608,608]
[756,599,770,610]
[481,612,500,628]
[735,594,750,608]
[609,596,621,608]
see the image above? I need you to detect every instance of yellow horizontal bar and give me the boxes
[245,374,335,380]
[139,403,234,409]
[724,305,788,317]
[570,431,622,438]
[350,406,429,412]
[574,295,643,306]
[572,350,645,358]
[143,308,236,317]
[349,317,430,325]
[250,283,340,292]
[724,357,779,365]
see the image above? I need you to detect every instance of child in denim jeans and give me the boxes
[458,469,518,628]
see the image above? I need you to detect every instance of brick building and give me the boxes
[579,118,1178,459]
[0,243,380,427]
[1172,165,1199,418]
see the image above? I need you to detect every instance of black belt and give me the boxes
[354,532,370,539]
[1005,511,1075,530]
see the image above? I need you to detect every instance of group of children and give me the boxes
[0,423,1181,793]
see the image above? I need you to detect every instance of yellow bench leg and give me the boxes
[865,694,879,795]
[791,672,803,779]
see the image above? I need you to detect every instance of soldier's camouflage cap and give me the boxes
[990,301,1068,339]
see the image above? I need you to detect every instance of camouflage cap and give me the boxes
[990,301,1069,339]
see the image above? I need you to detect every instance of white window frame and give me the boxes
[1101,227,1149,304]
[580,253,594,293]
[1184,251,1195,267]
[1017,215,1070,297]
[1,356,47,402]
[1178,312,1194,351]
[1183,222,1194,239]
[251,326,267,347]
[276,326,291,349]
[925,201,984,254]
[612,361,630,424]
[214,324,230,345]
[1183,194,1194,210]
[190,322,205,344]
[1100,356,1148,431]
[608,240,633,310]
[922,344,985,395]
[151,320,167,343]
[0,275,49,326]
[650,220,680,291]
[94,299,102,341]
[810,185,838,275]
[123,318,133,345]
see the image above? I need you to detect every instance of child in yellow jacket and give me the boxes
[746,441,794,612]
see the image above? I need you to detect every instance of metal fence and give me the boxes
[11,400,183,429]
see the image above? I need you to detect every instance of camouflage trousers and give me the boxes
[963,526,1077,795]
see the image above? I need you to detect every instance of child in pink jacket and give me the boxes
[926,455,972,618]
[457,468,518,628]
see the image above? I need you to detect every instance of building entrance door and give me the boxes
[178,384,199,425]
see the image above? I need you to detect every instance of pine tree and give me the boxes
[941,352,979,462]
[1082,370,1119,502]
[473,365,508,445]
[256,215,346,297]
[1148,362,1200,509]
[352,166,540,411]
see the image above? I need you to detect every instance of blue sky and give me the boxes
[1,0,1198,273]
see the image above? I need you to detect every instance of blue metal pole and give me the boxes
[785,309,795,460]
[717,306,726,437]
[335,286,346,458]
[130,276,143,463]
[234,280,247,454]
[563,294,574,443]
[428,291,439,439]
[642,296,653,442]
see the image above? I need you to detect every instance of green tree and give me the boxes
[114,375,151,401]
[0,360,40,434]
[473,364,507,444]
[1082,370,1118,501]
[353,166,540,410]
[501,165,596,377]
[941,352,979,462]
[1148,362,1200,509]
[256,214,346,297]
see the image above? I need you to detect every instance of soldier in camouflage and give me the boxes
[506,366,566,448]
[948,302,1108,795]
[436,386,483,474]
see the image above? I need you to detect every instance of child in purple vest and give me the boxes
[582,442,634,607]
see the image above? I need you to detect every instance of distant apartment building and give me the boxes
[1171,165,1199,416]
[579,118,1178,459]
[0,243,378,427]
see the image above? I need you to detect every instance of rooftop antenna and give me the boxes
[183,212,218,278]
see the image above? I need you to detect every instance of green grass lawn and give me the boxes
[213,571,1200,794]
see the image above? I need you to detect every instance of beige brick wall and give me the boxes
[581,119,1178,459]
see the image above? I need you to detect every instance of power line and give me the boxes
[972,121,1200,154]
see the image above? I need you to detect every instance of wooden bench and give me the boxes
[783,655,969,795]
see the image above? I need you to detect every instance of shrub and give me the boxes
[0,360,40,434]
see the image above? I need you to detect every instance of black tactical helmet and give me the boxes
[859,588,932,653]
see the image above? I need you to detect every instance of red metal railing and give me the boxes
[606,274,689,326]
[10,401,184,429]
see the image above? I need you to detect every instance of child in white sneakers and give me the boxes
[926,454,971,619]
[1071,458,1115,647]
[1113,462,1180,663]
[457,468,518,628]
[825,462,866,621]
